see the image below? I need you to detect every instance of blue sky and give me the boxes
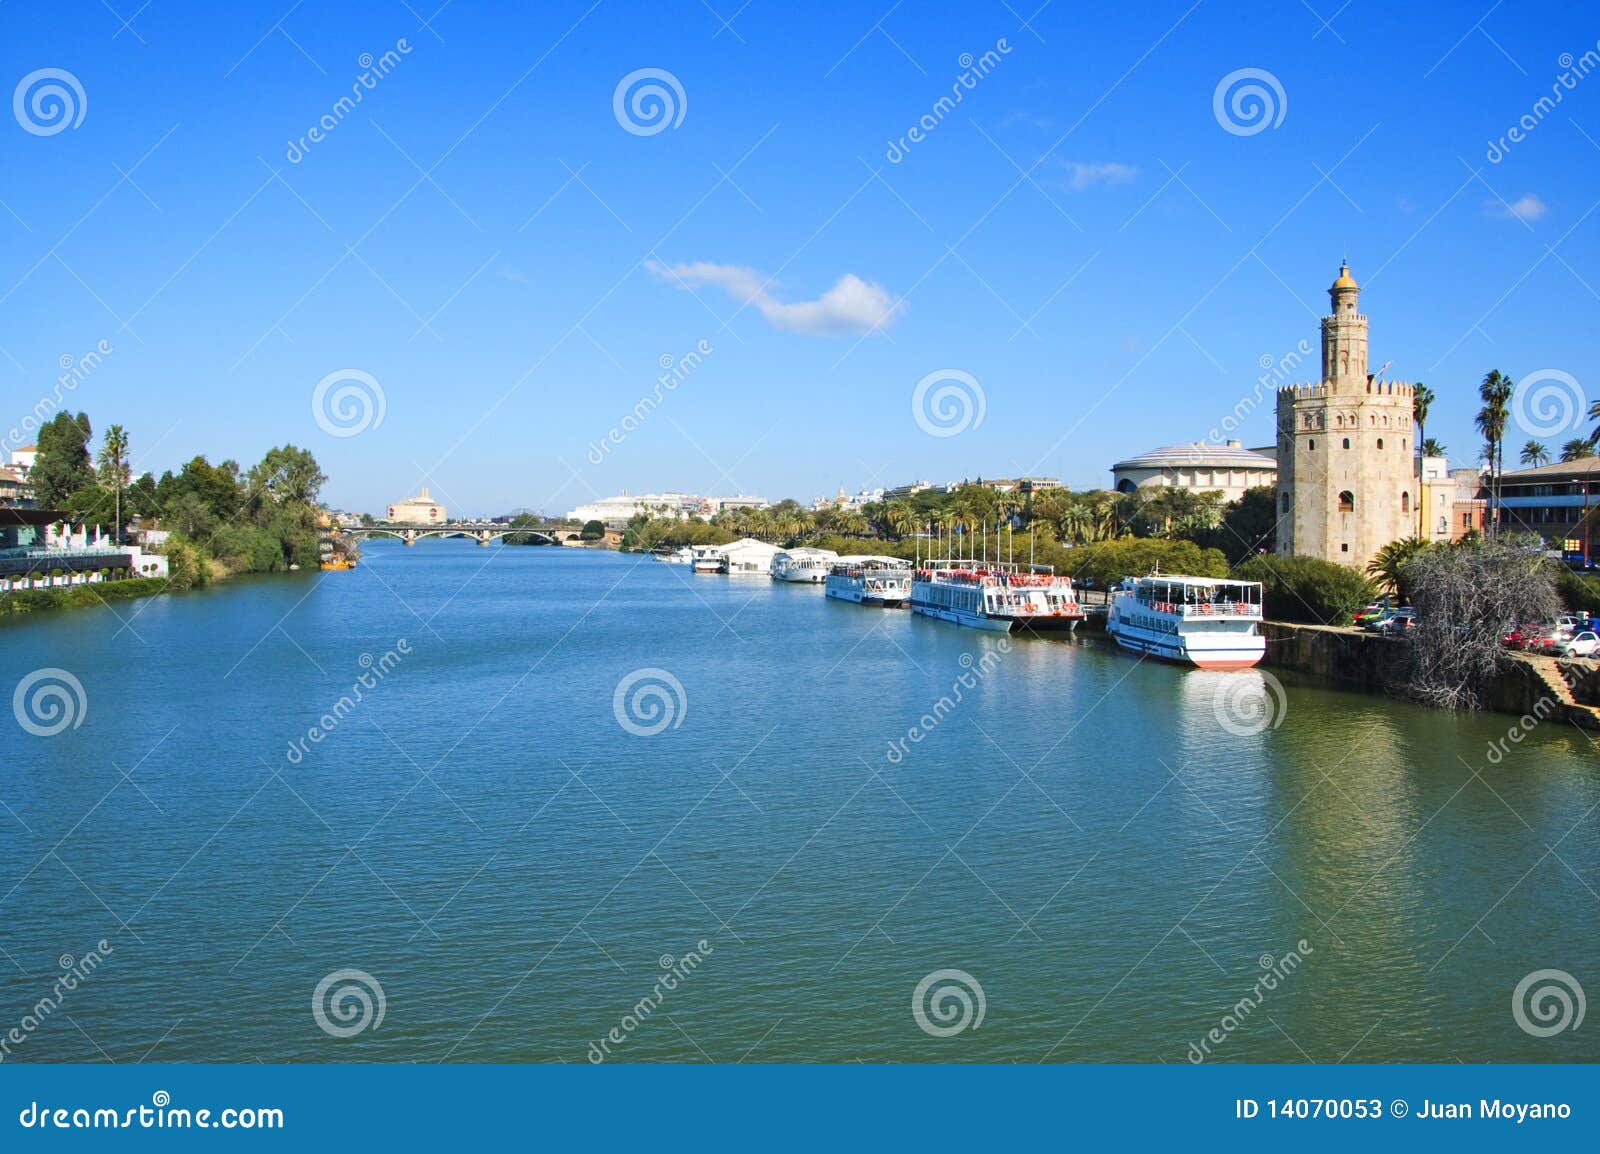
[2,1,1597,515]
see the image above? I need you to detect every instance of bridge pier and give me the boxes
[403,530,417,547]
[475,530,492,547]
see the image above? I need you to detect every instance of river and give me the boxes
[1,542,1596,1063]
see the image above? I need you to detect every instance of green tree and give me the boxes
[581,519,605,540]
[1561,439,1594,463]
[1420,438,1447,458]
[1366,536,1430,603]
[1476,370,1512,531]
[97,424,130,538]
[247,445,326,509]
[29,411,94,507]
[1519,440,1549,468]
[1412,382,1434,452]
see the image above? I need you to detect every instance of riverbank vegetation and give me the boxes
[0,576,171,619]
[17,411,327,593]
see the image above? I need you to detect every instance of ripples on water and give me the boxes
[1,544,1596,1063]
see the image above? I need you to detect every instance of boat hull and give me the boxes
[1106,625,1264,670]
[910,602,1015,632]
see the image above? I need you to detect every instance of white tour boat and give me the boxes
[909,560,1085,633]
[657,546,695,565]
[690,546,727,574]
[1104,573,1265,670]
[771,547,840,584]
[824,556,913,607]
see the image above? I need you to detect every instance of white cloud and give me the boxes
[1487,194,1547,221]
[647,260,904,336]
[1059,161,1137,189]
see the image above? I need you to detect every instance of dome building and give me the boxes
[387,486,447,525]
[1110,440,1278,503]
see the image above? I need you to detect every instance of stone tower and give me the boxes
[1275,263,1417,570]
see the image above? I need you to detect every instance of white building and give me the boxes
[9,445,37,476]
[1110,440,1278,503]
[568,492,768,527]
[718,537,783,575]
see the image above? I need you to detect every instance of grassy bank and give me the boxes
[0,577,172,619]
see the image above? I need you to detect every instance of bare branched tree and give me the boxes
[1399,534,1558,709]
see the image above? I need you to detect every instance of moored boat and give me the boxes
[771,547,839,584]
[825,555,912,607]
[1104,573,1265,669]
[690,546,727,574]
[656,546,695,565]
[909,560,1084,632]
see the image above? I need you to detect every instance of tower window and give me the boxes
[1377,437,1384,450]
[1281,492,1290,512]
[1342,437,1350,449]
[1308,438,1316,450]
[1341,542,1350,551]
[1401,492,1410,513]
[1338,491,1355,512]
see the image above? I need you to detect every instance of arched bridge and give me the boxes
[344,522,586,547]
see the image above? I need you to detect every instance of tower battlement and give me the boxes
[1276,379,1414,399]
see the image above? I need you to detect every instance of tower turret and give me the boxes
[1320,262,1368,385]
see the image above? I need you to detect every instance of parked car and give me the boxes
[1371,609,1417,635]
[1353,602,1391,627]
[1503,625,1538,650]
[1554,630,1600,658]
[1526,629,1567,655]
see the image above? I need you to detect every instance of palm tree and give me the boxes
[1520,440,1550,468]
[1477,370,1513,533]
[1420,437,1447,458]
[97,424,130,541]
[1367,537,1429,604]
[1412,383,1434,453]
[1561,439,1595,463]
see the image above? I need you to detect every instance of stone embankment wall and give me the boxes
[1260,621,1600,731]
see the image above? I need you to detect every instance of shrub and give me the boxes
[1555,568,1600,614]
[1234,553,1374,625]
[1401,536,1558,710]
[1061,537,1229,590]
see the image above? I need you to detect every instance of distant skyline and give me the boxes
[3,3,1597,515]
